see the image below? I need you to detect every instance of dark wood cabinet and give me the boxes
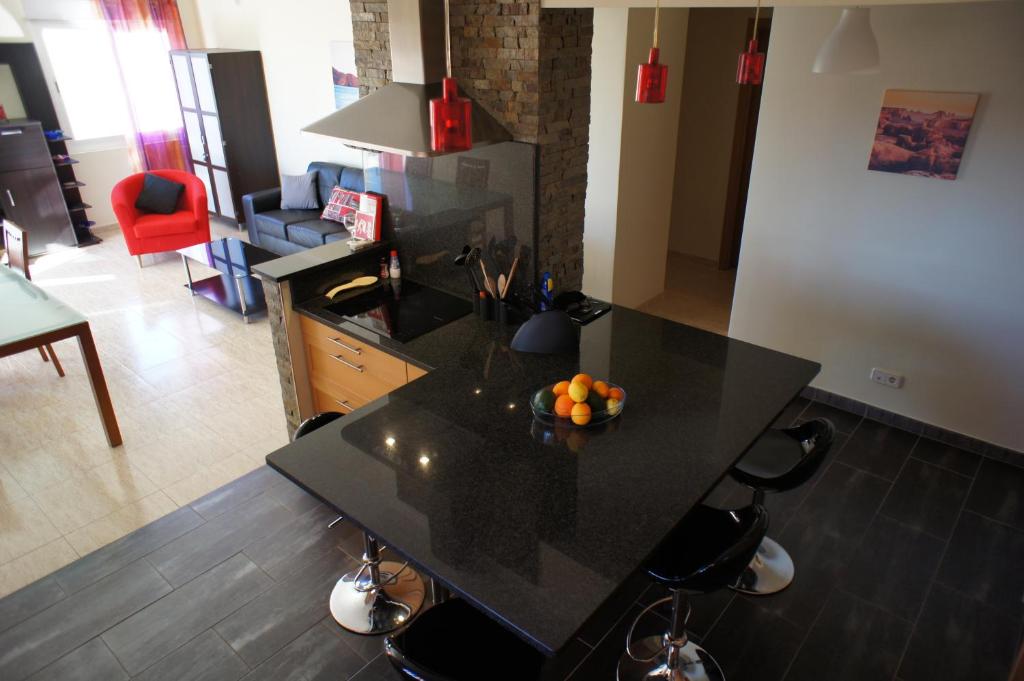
[0,120,75,255]
[170,49,279,227]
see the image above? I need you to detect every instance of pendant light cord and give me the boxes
[653,0,660,49]
[752,0,761,40]
[444,0,452,78]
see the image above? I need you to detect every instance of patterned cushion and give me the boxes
[320,186,361,225]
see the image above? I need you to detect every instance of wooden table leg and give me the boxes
[76,323,122,447]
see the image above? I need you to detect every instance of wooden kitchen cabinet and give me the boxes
[299,315,425,415]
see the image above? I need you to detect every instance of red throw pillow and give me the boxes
[321,186,360,224]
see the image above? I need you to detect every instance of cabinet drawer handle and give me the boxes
[5,189,14,207]
[334,399,355,411]
[331,354,364,372]
[328,337,362,355]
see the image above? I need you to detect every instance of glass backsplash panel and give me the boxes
[361,142,536,305]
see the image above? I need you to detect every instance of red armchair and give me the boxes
[111,170,210,266]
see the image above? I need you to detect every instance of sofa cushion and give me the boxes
[340,167,365,193]
[256,233,307,257]
[324,230,351,244]
[287,218,348,249]
[133,211,197,238]
[308,162,343,206]
[280,171,320,210]
[253,209,320,241]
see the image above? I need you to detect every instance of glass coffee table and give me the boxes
[178,237,277,323]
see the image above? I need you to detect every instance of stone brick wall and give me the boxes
[349,1,392,96]
[349,0,592,292]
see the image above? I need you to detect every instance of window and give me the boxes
[38,21,132,141]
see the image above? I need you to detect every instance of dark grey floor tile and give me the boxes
[134,630,248,681]
[837,419,917,481]
[575,570,649,647]
[842,515,945,621]
[147,493,294,587]
[0,577,65,635]
[700,597,803,681]
[774,397,810,428]
[216,548,357,667]
[539,637,592,681]
[966,458,1024,531]
[24,638,127,681]
[102,554,272,675]
[348,653,393,681]
[935,511,1024,618]
[240,619,369,681]
[0,560,171,681]
[785,590,911,681]
[565,604,667,681]
[318,617,386,665]
[880,458,971,539]
[242,504,356,581]
[637,583,733,642]
[53,506,205,595]
[798,402,862,435]
[795,462,891,538]
[911,437,981,478]
[265,479,324,515]
[190,466,285,520]
[899,583,1019,681]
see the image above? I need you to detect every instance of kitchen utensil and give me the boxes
[326,275,378,299]
[501,256,519,299]
[497,274,507,299]
[480,260,497,298]
[454,246,479,295]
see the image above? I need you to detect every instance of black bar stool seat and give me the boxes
[618,503,768,681]
[385,598,546,680]
[728,418,834,595]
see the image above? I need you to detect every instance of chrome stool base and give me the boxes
[329,534,424,635]
[730,536,793,596]
[617,636,724,681]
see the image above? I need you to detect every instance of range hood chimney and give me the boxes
[302,0,512,157]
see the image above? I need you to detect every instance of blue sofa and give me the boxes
[242,161,364,256]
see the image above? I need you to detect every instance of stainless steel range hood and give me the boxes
[302,0,511,157]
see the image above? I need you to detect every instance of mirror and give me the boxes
[0,64,26,119]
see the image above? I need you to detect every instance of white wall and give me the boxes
[584,7,688,308]
[730,2,1024,451]
[191,0,363,174]
[668,8,754,261]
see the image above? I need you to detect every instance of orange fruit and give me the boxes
[554,394,575,418]
[608,386,625,401]
[571,373,593,389]
[592,380,610,399]
[553,380,571,396]
[568,380,589,403]
[570,402,592,426]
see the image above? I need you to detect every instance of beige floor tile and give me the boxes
[638,252,737,336]
[65,491,178,557]
[162,452,261,507]
[0,538,79,599]
[0,443,94,494]
[32,460,158,532]
[0,497,63,565]
[0,462,29,505]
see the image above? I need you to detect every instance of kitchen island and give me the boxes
[255,252,820,656]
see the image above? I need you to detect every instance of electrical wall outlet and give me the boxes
[870,368,905,389]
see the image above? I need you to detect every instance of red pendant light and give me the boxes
[636,0,667,104]
[430,0,472,152]
[736,0,766,85]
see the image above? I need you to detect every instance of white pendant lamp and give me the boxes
[812,8,880,74]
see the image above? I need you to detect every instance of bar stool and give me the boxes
[618,503,768,681]
[384,597,547,680]
[728,418,834,595]
[293,412,426,635]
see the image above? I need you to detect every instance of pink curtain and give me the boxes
[95,0,190,171]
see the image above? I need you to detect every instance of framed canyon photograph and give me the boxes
[868,89,979,180]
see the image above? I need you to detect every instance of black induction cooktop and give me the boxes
[323,279,472,343]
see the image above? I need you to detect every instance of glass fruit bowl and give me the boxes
[530,381,626,428]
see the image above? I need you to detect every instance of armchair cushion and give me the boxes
[135,173,185,214]
[133,211,198,239]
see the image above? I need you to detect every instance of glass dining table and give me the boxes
[0,266,122,447]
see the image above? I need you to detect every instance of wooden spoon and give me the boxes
[326,275,378,299]
[480,261,497,298]
[497,274,507,300]
[501,256,519,299]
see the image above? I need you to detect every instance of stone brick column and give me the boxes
[349,0,593,292]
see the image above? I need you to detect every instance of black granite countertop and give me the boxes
[269,296,820,654]
[252,240,390,283]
